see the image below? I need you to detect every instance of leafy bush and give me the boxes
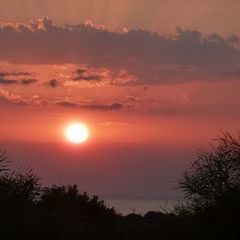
[178,132,240,210]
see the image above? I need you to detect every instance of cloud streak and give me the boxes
[0,71,32,77]
[0,71,37,85]
[20,79,38,85]
[57,101,124,111]
[0,77,18,85]
[0,77,37,85]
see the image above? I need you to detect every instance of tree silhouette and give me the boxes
[0,151,40,209]
[39,185,116,221]
[179,132,240,208]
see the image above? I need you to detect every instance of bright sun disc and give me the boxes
[65,123,89,144]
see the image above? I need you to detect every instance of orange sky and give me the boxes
[0,1,240,197]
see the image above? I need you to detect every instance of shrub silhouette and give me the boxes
[36,185,120,240]
[39,185,117,222]
[178,132,240,239]
[178,132,240,209]
[0,153,41,240]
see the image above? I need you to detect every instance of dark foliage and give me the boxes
[177,132,240,239]
[178,133,240,206]
[0,134,240,240]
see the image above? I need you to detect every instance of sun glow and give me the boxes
[65,123,89,144]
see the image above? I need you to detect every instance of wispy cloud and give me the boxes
[57,101,124,111]
[20,79,38,85]
[0,76,37,85]
[0,71,37,85]
[0,77,18,85]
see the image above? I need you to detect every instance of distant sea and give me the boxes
[102,196,180,215]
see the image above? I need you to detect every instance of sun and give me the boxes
[65,123,89,144]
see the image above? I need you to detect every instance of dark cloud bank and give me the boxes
[0,17,240,86]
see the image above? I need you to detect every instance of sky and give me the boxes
[0,0,240,198]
